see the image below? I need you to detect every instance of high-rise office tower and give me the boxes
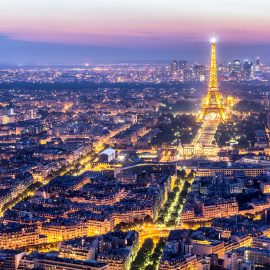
[229,59,241,80]
[254,57,263,80]
[178,61,187,82]
[243,60,253,80]
[170,60,179,80]
[179,61,187,69]
[194,65,207,81]
[170,60,179,73]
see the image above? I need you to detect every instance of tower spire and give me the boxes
[209,34,218,90]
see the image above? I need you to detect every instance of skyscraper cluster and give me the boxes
[228,57,263,81]
[170,60,207,82]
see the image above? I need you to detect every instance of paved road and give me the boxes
[193,120,219,145]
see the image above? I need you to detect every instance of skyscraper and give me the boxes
[179,61,187,69]
[229,59,241,80]
[254,57,263,80]
[170,60,179,81]
[243,60,253,80]
[194,65,206,81]
[170,60,179,73]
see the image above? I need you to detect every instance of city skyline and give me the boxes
[1,0,270,64]
[2,2,270,269]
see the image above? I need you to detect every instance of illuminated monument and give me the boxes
[197,36,226,122]
[180,36,236,159]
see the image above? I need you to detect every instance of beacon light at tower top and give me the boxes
[210,36,216,44]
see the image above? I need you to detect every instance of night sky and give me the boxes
[0,0,270,64]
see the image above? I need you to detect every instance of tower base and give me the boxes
[197,108,226,122]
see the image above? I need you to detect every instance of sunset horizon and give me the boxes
[1,0,270,64]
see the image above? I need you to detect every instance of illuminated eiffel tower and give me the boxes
[197,36,226,122]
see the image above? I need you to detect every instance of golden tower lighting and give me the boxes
[197,36,226,122]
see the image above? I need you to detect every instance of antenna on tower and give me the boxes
[211,32,216,43]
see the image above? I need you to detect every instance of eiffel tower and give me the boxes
[197,36,226,122]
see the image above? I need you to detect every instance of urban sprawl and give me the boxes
[1,41,270,270]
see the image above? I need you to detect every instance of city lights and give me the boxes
[0,1,270,269]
